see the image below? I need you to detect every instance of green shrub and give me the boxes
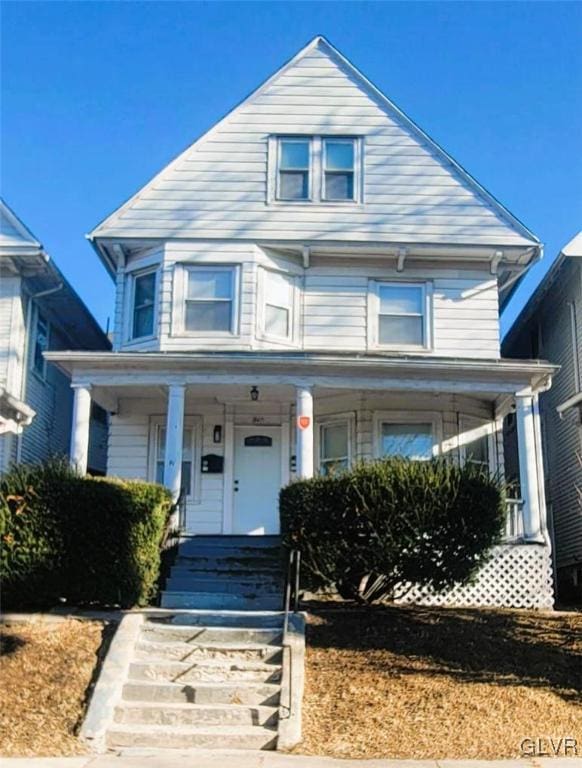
[0,458,172,609]
[280,457,506,603]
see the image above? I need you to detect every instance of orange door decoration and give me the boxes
[298,415,311,430]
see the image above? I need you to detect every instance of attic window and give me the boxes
[323,139,355,201]
[278,139,310,200]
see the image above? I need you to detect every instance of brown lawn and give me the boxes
[0,619,109,757]
[297,602,582,760]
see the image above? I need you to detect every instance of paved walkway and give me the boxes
[2,753,581,768]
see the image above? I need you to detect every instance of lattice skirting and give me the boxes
[396,543,554,610]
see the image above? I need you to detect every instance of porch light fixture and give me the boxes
[250,386,259,402]
[213,425,222,444]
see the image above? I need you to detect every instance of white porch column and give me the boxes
[515,391,544,542]
[295,385,314,479]
[70,385,91,474]
[163,384,185,502]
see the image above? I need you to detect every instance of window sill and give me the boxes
[369,344,433,354]
[124,335,158,347]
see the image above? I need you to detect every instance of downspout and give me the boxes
[568,300,580,393]
[16,281,64,462]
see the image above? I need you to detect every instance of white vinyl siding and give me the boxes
[95,40,535,248]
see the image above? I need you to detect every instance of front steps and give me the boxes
[83,536,294,752]
[161,535,284,611]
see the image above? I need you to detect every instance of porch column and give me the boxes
[295,385,314,479]
[515,391,545,542]
[163,384,185,502]
[70,385,91,474]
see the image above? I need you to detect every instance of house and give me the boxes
[47,36,557,608]
[0,200,111,474]
[503,232,582,602]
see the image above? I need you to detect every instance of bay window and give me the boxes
[261,269,296,341]
[131,270,157,340]
[184,267,236,333]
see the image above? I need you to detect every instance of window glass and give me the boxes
[265,304,289,337]
[278,139,309,200]
[156,427,193,496]
[320,422,349,476]
[463,421,490,469]
[32,311,49,376]
[264,270,293,339]
[380,423,433,460]
[132,271,156,339]
[185,269,233,332]
[324,139,355,201]
[377,284,425,347]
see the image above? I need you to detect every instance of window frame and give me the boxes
[268,135,362,205]
[315,415,355,476]
[373,410,443,460]
[368,280,433,352]
[30,306,49,380]
[148,415,202,504]
[458,414,497,474]
[257,267,298,344]
[128,267,159,343]
[322,137,357,203]
[175,264,240,337]
[276,137,312,202]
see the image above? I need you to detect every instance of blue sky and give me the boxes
[2,1,581,335]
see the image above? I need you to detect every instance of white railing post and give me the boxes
[515,391,544,543]
[295,386,314,479]
[70,385,91,474]
[164,384,185,508]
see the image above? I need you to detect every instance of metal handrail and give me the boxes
[281,548,301,720]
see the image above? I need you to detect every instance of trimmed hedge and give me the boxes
[280,457,506,603]
[0,459,172,609]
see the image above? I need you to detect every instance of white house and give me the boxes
[503,232,582,602]
[0,200,110,473]
[47,37,556,608]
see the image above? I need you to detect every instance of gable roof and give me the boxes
[89,35,540,260]
[0,199,43,254]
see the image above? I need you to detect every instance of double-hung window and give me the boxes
[372,282,430,349]
[376,412,441,461]
[185,267,236,333]
[262,269,295,340]
[31,308,49,378]
[278,139,310,201]
[131,270,157,340]
[318,421,350,476]
[459,416,493,472]
[323,139,355,201]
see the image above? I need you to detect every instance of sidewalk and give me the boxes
[2,753,581,768]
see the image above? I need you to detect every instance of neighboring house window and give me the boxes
[261,269,295,340]
[185,267,236,333]
[323,138,355,201]
[319,420,350,476]
[278,138,310,200]
[155,425,195,497]
[371,281,430,349]
[31,309,49,378]
[132,270,156,339]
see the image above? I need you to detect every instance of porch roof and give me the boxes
[45,350,557,401]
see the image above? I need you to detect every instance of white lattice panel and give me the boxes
[397,544,554,610]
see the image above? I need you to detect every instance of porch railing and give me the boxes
[504,497,525,541]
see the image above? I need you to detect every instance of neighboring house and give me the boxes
[503,232,582,601]
[48,37,557,608]
[0,200,111,474]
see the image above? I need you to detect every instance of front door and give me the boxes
[233,426,281,535]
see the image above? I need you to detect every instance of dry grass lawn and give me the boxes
[0,619,108,757]
[298,602,582,760]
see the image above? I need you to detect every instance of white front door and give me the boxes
[233,426,281,535]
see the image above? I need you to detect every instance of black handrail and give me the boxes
[281,548,301,721]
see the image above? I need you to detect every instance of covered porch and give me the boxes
[47,351,556,545]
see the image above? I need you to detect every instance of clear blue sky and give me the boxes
[2,1,581,335]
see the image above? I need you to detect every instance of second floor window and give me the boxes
[372,281,430,349]
[31,308,49,378]
[132,271,156,339]
[278,139,310,200]
[262,269,295,340]
[185,267,235,333]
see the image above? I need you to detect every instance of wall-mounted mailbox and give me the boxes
[201,454,224,474]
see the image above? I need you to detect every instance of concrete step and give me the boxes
[178,535,281,550]
[170,564,283,578]
[122,680,281,706]
[135,639,283,664]
[161,592,283,611]
[141,623,283,645]
[128,659,282,684]
[144,609,284,628]
[106,723,278,750]
[114,701,278,727]
[166,577,283,594]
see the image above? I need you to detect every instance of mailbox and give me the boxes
[201,454,224,474]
